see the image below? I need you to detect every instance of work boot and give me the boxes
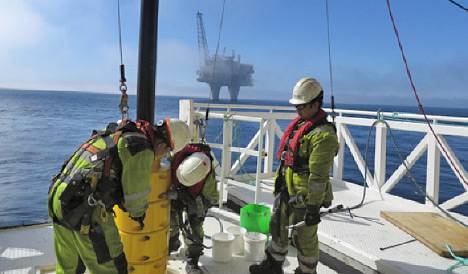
[294,267,316,274]
[168,236,181,254]
[321,200,332,208]
[185,257,204,274]
[249,252,284,274]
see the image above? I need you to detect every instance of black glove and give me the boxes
[130,213,145,229]
[304,205,321,226]
[321,200,332,208]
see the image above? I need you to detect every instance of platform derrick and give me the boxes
[196,12,254,101]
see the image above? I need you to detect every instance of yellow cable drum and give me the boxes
[115,160,171,274]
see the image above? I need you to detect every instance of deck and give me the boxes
[1,179,466,273]
[0,209,338,274]
[226,178,468,274]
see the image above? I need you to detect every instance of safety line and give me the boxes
[448,0,468,12]
[325,0,337,123]
[117,0,124,65]
[385,0,467,187]
[325,0,334,99]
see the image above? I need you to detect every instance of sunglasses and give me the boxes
[295,103,309,110]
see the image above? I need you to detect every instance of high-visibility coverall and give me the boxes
[268,120,338,273]
[48,130,154,274]
[168,145,219,260]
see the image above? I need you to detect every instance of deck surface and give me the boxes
[227,178,468,274]
[0,211,337,274]
[1,179,467,274]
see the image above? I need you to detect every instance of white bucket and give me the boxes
[244,232,267,262]
[212,232,235,263]
[226,226,247,255]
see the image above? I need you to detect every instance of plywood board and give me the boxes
[380,211,468,257]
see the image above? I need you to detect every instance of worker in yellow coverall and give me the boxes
[161,143,219,274]
[250,77,339,274]
[48,119,190,274]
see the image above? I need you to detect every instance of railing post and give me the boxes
[333,121,344,182]
[179,99,197,141]
[374,123,387,189]
[219,114,233,209]
[255,118,265,204]
[426,133,440,205]
[264,117,275,174]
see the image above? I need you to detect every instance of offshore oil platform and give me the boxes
[196,12,254,101]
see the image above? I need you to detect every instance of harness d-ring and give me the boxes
[87,193,98,207]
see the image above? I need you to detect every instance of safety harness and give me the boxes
[274,109,335,208]
[48,121,143,234]
[170,143,214,252]
[171,143,213,198]
[276,109,329,169]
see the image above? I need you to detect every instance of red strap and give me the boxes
[276,109,327,167]
[135,120,155,149]
[171,144,209,197]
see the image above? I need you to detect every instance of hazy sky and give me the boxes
[1,0,467,107]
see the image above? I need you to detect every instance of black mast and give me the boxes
[136,0,159,124]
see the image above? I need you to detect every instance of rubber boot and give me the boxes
[294,267,316,274]
[249,252,284,274]
[185,257,204,274]
[168,236,181,254]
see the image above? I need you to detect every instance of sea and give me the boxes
[0,89,467,228]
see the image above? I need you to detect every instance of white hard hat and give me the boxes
[164,118,191,153]
[289,77,323,105]
[176,152,211,187]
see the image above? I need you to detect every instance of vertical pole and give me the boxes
[374,123,387,189]
[426,133,440,205]
[255,119,265,204]
[333,120,344,183]
[219,114,233,208]
[179,100,196,141]
[264,116,275,174]
[136,0,159,124]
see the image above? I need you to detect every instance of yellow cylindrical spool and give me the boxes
[128,256,168,274]
[115,200,170,234]
[120,227,169,263]
[115,160,171,274]
[148,165,170,202]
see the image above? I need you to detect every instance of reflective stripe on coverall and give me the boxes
[268,122,338,274]
[48,132,154,274]
[169,169,219,258]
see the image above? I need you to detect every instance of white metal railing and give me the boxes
[179,99,468,210]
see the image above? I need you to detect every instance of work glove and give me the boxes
[321,200,332,208]
[159,189,178,200]
[130,213,145,229]
[304,205,321,226]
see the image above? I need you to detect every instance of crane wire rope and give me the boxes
[328,116,466,227]
[383,119,467,227]
[198,0,227,144]
[325,0,337,123]
[385,0,467,188]
[117,0,129,121]
[448,0,468,12]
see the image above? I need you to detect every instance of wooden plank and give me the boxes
[380,211,468,257]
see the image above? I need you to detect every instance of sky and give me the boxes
[0,0,467,107]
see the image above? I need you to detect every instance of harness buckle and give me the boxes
[80,224,90,235]
[280,151,286,160]
[90,155,98,162]
[87,193,98,207]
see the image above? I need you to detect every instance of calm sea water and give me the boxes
[0,89,466,227]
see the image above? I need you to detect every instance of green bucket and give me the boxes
[240,204,271,234]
